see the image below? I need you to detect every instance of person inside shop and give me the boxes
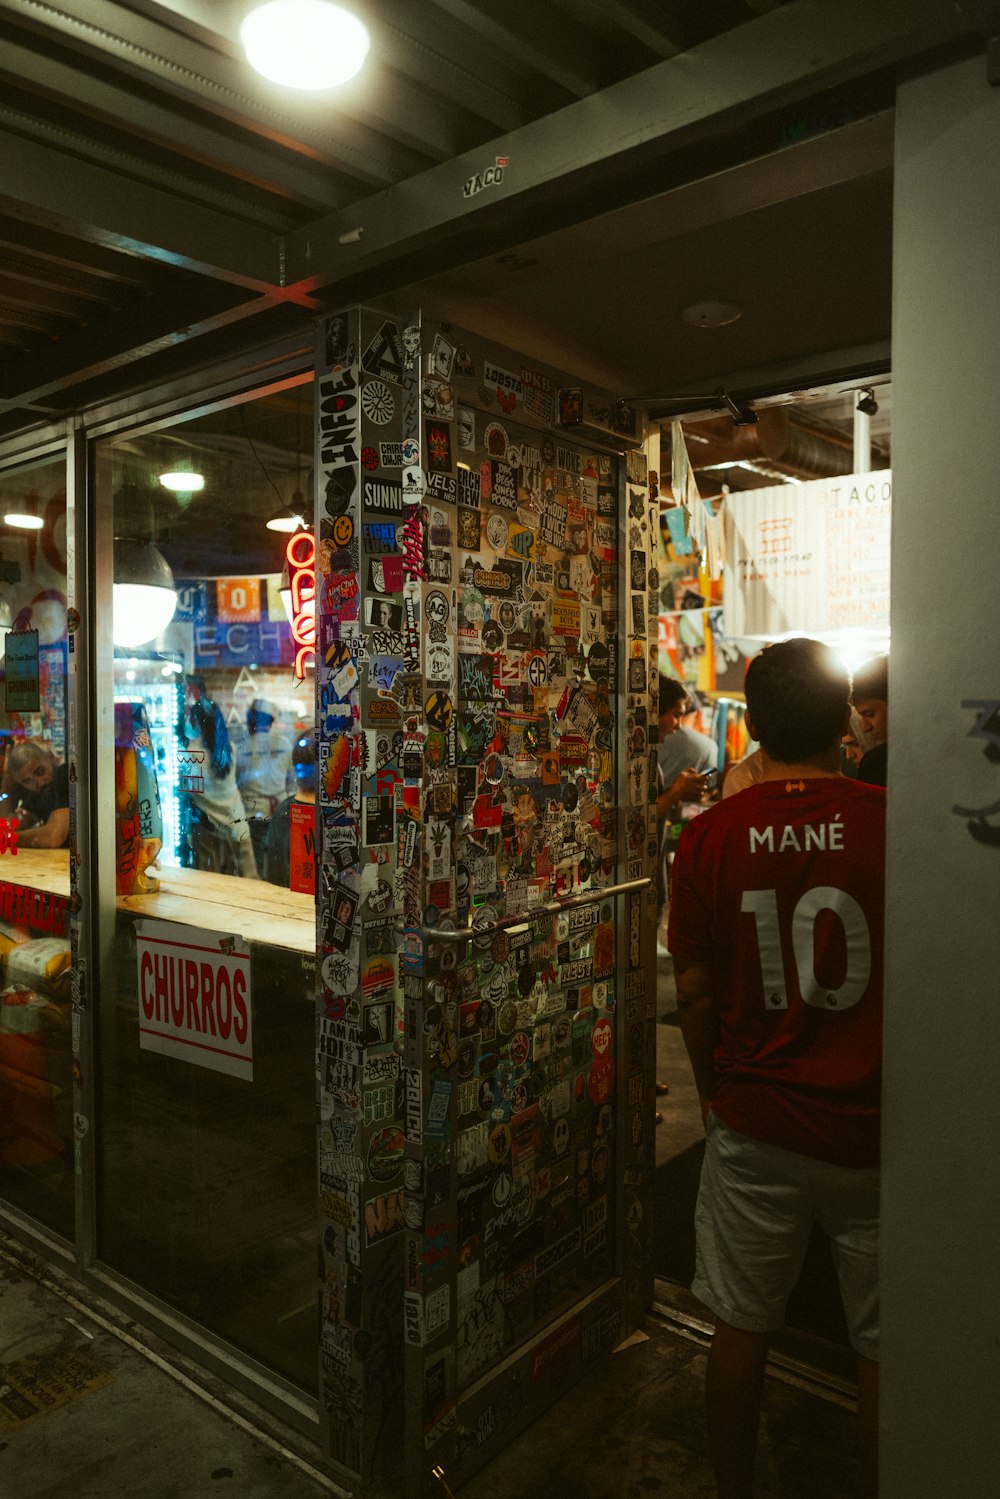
[660,686,717,789]
[264,735,316,889]
[0,742,70,848]
[655,676,716,1122]
[178,674,258,880]
[668,638,884,1499]
[236,697,293,872]
[852,654,889,787]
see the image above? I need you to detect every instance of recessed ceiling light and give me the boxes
[241,1,370,90]
[4,512,44,529]
[681,301,743,328]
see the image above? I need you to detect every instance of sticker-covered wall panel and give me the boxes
[315,308,655,1492]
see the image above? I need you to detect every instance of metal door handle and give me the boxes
[417,876,651,944]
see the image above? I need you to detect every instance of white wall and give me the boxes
[883,52,1000,1496]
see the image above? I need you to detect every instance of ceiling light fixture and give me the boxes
[3,512,44,529]
[681,300,743,328]
[113,538,178,648]
[112,481,178,648]
[856,389,879,417]
[159,470,205,493]
[266,491,309,533]
[241,1,370,90]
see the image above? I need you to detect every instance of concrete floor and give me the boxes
[1,1230,864,1499]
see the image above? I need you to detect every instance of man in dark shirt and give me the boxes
[852,654,889,787]
[669,639,885,1499]
[1,743,70,848]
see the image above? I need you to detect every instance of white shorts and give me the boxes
[692,1115,880,1361]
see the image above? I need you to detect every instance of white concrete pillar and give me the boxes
[883,50,1000,1497]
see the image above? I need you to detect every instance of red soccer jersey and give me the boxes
[667,775,885,1167]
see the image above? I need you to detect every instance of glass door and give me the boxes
[0,453,73,1240]
[92,379,320,1393]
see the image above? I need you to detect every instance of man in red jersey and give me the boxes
[668,637,884,1499]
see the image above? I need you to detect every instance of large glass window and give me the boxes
[0,455,73,1239]
[95,380,318,1390]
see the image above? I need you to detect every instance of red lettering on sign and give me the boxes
[286,530,316,678]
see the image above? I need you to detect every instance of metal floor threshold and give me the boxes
[650,1297,859,1412]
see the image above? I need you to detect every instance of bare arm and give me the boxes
[673,955,720,1116]
[15,806,70,849]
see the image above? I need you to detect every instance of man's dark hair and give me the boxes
[852,654,888,705]
[745,638,849,763]
[659,675,689,717]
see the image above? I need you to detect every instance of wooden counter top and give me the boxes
[0,849,71,898]
[1,851,314,955]
[120,865,315,954]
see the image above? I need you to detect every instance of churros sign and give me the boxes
[136,920,253,1080]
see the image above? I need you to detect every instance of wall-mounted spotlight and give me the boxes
[856,389,879,417]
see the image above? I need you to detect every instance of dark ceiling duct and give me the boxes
[680,407,870,482]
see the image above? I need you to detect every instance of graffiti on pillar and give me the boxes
[953,698,1000,846]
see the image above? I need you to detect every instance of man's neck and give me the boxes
[758,747,842,782]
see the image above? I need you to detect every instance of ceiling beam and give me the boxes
[426,0,598,97]
[0,0,435,185]
[0,128,286,292]
[0,38,351,213]
[0,278,303,412]
[566,0,686,59]
[282,0,993,296]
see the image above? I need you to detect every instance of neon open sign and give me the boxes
[286,530,316,679]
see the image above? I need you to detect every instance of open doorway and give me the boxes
[652,377,891,1362]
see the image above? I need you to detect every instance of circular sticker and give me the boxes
[331,513,354,548]
[367,1126,404,1182]
[491,930,510,962]
[498,600,517,633]
[587,642,609,683]
[509,1032,530,1066]
[497,998,518,1033]
[562,782,579,812]
[366,878,393,915]
[362,380,395,425]
[492,1170,513,1205]
[488,1123,512,1164]
[486,513,508,551]
[482,619,503,651]
[425,589,449,626]
[483,422,509,458]
[592,1017,613,1057]
[361,445,379,470]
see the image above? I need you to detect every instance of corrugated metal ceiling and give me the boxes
[0,1,990,442]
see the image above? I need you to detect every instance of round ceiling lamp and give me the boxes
[4,511,44,529]
[113,538,178,648]
[266,491,309,533]
[681,301,743,329]
[241,1,370,90]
